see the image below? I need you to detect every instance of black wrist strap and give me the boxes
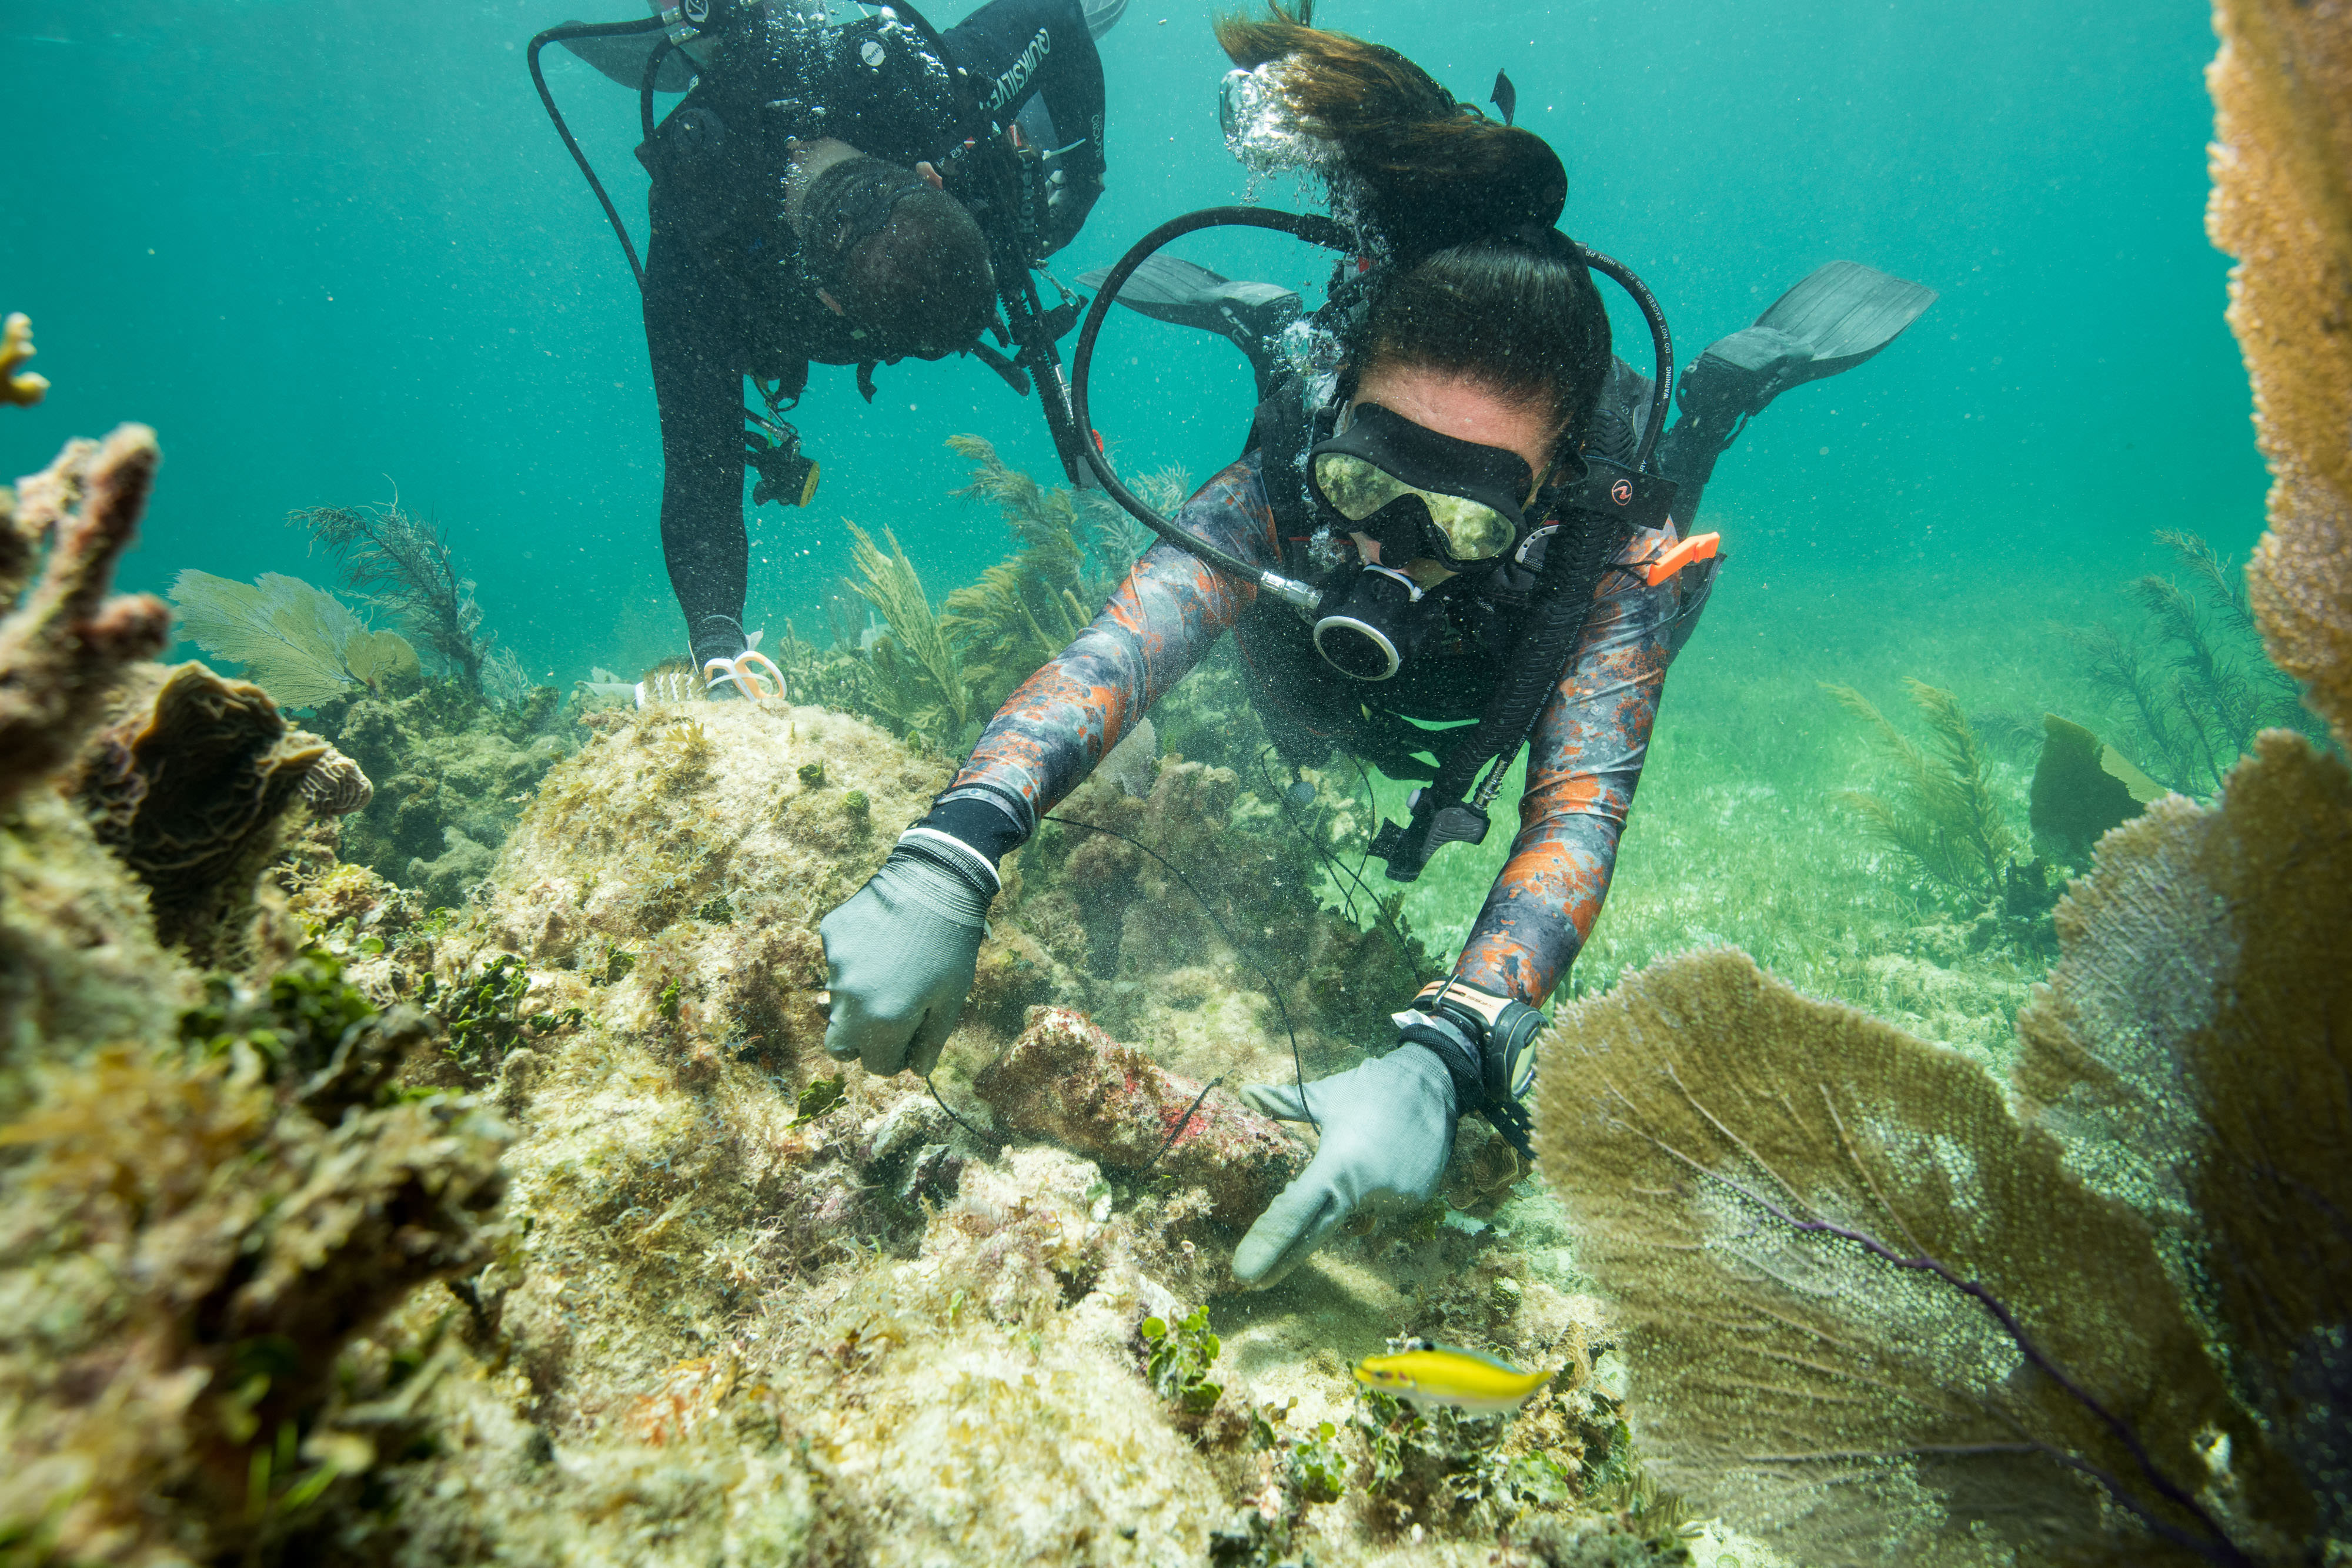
[1396,979,1541,1161]
[890,828,1000,902]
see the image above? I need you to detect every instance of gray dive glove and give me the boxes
[818,828,998,1076]
[1231,981,1545,1289]
[1232,1047,1458,1289]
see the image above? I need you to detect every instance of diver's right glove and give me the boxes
[818,828,997,1077]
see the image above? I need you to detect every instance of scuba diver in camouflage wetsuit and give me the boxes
[818,2,1933,1287]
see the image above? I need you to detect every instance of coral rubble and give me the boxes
[975,1005,1308,1223]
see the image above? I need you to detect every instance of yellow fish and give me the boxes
[1354,1339,1552,1413]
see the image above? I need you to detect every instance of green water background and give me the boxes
[3,0,2271,1019]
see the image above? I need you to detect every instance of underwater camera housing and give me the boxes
[746,413,820,508]
[1068,206,1681,881]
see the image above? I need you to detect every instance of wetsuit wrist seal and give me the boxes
[1392,979,1542,1159]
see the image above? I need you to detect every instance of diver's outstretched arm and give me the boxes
[644,226,755,666]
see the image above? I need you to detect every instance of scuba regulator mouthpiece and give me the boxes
[1312,566,1443,682]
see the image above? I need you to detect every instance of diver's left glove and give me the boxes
[1230,980,1542,1289]
[818,827,997,1077]
[1232,1045,1458,1289]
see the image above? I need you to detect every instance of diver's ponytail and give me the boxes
[1214,1,1565,254]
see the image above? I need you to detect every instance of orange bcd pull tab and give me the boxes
[1644,531,1720,587]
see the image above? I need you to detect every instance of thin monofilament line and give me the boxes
[1043,811,1316,1132]
[1135,1074,1224,1179]
[1254,745,1415,969]
[926,1073,1001,1150]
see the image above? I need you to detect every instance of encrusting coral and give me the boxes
[0,426,173,808]
[0,967,511,1567]
[1,414,520,1564]
[2210,0,2352,748]
[75,661,370,964]
[318,677,573,902]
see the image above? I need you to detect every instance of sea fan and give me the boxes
[169,570,370,709]
[1538,732,2352,1565]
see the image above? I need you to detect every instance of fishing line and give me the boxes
[926,1073,1002,1149]
[1041,813,1317,1132]
[1134,1074,1224,1179]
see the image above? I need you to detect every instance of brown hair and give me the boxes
[1214,1,1565,255]
[1217,5,1608,447]
[1351,239,1612,447]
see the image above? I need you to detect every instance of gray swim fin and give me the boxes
[1676,260,1937,429]
[1079,255,1302,396]
[1079,255,1301,347]
[1656,260,1936,524]
[557,24,696,92]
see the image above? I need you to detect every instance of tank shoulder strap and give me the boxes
[1242,375,1327,544]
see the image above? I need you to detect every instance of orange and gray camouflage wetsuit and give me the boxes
[918,447,1698,1014]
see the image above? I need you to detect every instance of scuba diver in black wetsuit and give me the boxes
[529,0,1125,683]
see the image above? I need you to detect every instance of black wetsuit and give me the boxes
[639,0,1107,664]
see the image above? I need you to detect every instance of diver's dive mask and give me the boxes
[1308,402,1545,570]
[1306,402,1557,681]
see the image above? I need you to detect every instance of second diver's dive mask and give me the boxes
[1306,401,1557,681]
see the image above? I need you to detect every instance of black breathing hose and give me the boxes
[1068,206,1354,607]
[1068,210,1680,609]
[641,35,678,146]
[1574,248,1675,468]
[528,15,672,287]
